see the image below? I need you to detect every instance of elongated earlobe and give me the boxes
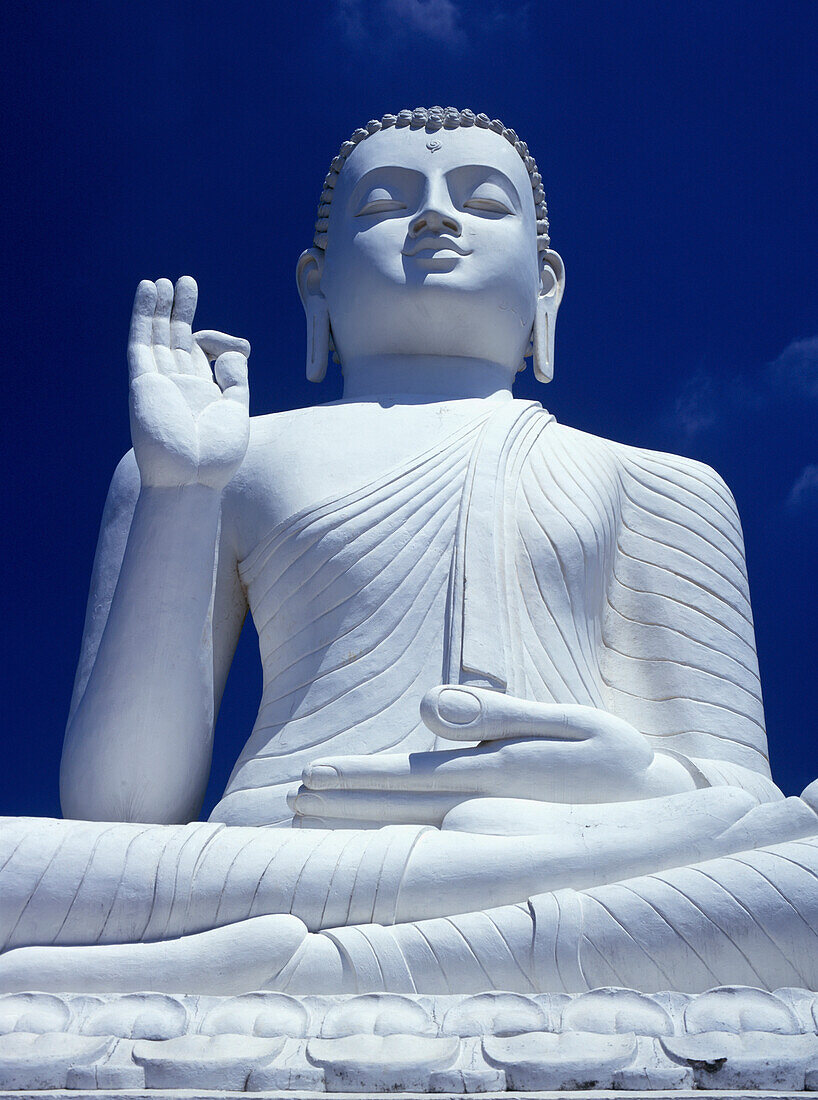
[532,250,565,385]
[296,248,331,383]
[532,305,554,383]
[305,297,330,383]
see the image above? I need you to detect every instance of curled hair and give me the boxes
[314,106,549,251]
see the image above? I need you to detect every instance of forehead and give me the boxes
[336,125,532,195]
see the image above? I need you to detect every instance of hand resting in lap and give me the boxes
[290,685,698,830]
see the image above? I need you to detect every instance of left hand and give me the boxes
[290,685,695,828]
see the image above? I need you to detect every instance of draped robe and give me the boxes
[3,399,815,997]
[211,399,779,827]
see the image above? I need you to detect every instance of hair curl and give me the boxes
[314,106,549,252]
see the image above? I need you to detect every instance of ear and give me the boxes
[532,249,566,384]
[296,248,330,383]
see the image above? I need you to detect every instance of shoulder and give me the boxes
[246,406,304,448]
[611,437,741,526]
[237,404,334,466]
[543,421,740,520]
[221,405,333,561]
[226,408,302,490]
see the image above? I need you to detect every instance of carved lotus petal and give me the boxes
[684,986,799,1034]
[442,992,549,1036]
[79,992,187,1039]
[483,1030,638,1091]
[320,992,433,1036]
[562,987,673,1036]
[133,1034,286,1091]
[661,1032,818,1091]
[0,1032,113,1091]
[307,1034,460,1091]
[199,991,309,1037]
[0,992,70,1035]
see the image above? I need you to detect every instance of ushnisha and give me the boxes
[2,108,817,997]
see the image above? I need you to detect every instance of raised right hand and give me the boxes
[128,277,250,489]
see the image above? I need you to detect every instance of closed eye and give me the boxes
[356,197,407,216]
[463,196,513,215]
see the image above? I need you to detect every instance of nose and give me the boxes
[409,180,462,238]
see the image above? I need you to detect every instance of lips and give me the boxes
[402,236,472,257]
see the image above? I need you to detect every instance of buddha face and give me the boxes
[302,125,553,372]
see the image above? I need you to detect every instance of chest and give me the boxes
[227,401,497,561]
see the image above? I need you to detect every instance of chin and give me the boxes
[328,265,534,361]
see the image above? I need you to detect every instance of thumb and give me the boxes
[214,351,249,407]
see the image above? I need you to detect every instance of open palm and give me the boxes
[127,276,250,489]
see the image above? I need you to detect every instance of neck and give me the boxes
[340,355,517,402]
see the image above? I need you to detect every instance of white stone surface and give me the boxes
[0,988,816,1092]
[1,107,817,1013]
[3,1094,815,1100]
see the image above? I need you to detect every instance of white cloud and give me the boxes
[335,0,466,46]
[672,370,718,436]
[336,0,367,43]
[768,335,818,400]
[387,0,463,42]
[668,334,818,440]
[663,334,818,510]
[775,338,818,511]
[787,464,818,511]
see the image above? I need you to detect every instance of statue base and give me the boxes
[0,987,816,1094]
[0,1093,813,1100]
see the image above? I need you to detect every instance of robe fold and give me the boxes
[4,400,807,998]
[211,400,778,827]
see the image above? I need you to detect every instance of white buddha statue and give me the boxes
[1,106,816,998]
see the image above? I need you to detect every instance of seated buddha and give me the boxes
[1,106,816,998]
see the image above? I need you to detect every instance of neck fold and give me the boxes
[340,355,517,402]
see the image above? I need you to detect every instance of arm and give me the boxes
[67,452,247,745]
[60,277,250,824]
[602,445,780,796]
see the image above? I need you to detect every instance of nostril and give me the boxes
[443,217,461,236]
[411,217,427,236]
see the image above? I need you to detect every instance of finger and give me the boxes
[301,754,414,791]
[152,279,173,345]
[214,351,249,406]
[292,815,384,831]
[194,330,251,361]
[151,278,176,375]
[188,340,216,379]
[300,748,496,793]
[420,685,594,743]
[290,787,465,826]
[299,742,569,800]
[170,275,198,360]
[127,280,157,381]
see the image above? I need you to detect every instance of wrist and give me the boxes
[137,482,223,511]
[132,483,223,548]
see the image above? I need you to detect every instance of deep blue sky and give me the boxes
[2,1,816,819]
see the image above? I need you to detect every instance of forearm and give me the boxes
[61,484,222,823]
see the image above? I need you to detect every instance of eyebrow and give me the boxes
[451,164,522,211]
[348,165,424,206]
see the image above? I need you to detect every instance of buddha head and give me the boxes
[297,107,565,391]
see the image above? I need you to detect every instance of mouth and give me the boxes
[402,236,473,258]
